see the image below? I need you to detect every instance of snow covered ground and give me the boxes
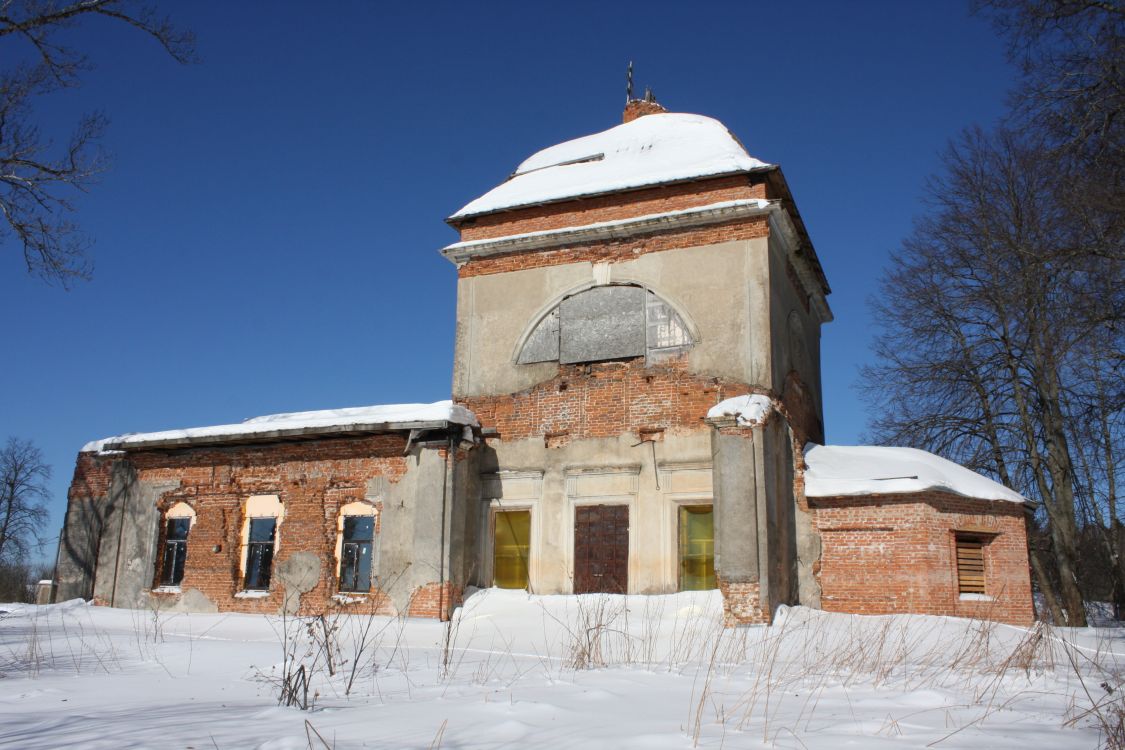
[0,591,1120,749]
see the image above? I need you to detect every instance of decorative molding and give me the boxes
[441,199,776,265]
[767,210,833,323]
[480,470,544,502]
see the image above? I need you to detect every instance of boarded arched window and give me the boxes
[518,285,693,365]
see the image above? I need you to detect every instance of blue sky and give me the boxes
[0,1,1015,562]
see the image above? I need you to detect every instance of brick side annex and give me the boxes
[55,101,1034,626]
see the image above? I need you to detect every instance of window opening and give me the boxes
[244,517,277,591]
[493,510,531,589]
[339,516,375,592]
[160,517,191,586]
[955,535,986,595]
[678,505,715,591]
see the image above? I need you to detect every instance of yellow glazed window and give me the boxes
[679,505,715,591]
[493,510,530,589]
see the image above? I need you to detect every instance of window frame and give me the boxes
[338,514,375,593]
[480,472,542,594]
[677,504,716,592]
[160,517,192,587]
[243,517,277,591]
[492,508,532,590]
[155,501,196,590]
[239,494,284,593]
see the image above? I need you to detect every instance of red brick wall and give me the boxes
[70,434,432,616]
[780,371,821,445]
[69,453,116,501]
[810,492,1034,625]
[460,356,754,442]
[407,582,462,620]
[458,215,769,279]
[454,174,766,241]
[622,99,667,123]
[718,579,768,625]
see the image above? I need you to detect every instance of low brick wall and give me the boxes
[407,582,463,620]
[65,434,433,616]
[809,491,1034,625]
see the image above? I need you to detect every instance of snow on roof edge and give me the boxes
[82,400,479,454]
[449,166,775,222]
[803,443,1027,504]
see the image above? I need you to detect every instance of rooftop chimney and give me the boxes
[623,88,667,123]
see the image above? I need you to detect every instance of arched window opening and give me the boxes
[336,501,377,593]
[159,501,196,587]
[241,494,283,591]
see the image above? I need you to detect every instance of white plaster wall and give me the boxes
[477,431,713,595]
[766,232,826,423]
[453,238,772,398]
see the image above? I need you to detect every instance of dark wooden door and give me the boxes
[574,504,629,594]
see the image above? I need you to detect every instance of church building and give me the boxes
[54,98,1035,626]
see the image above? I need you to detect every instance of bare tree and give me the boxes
[0,0,195,286]
[0,437,50,567]
[975,0,1125,235]
[863,127,1123,626]
[864,0,1124,626]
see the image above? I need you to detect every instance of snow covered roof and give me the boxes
[706,394,774,427]
[82,400,479,453]
[803,444,1027,504]
[450,113,772,220]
